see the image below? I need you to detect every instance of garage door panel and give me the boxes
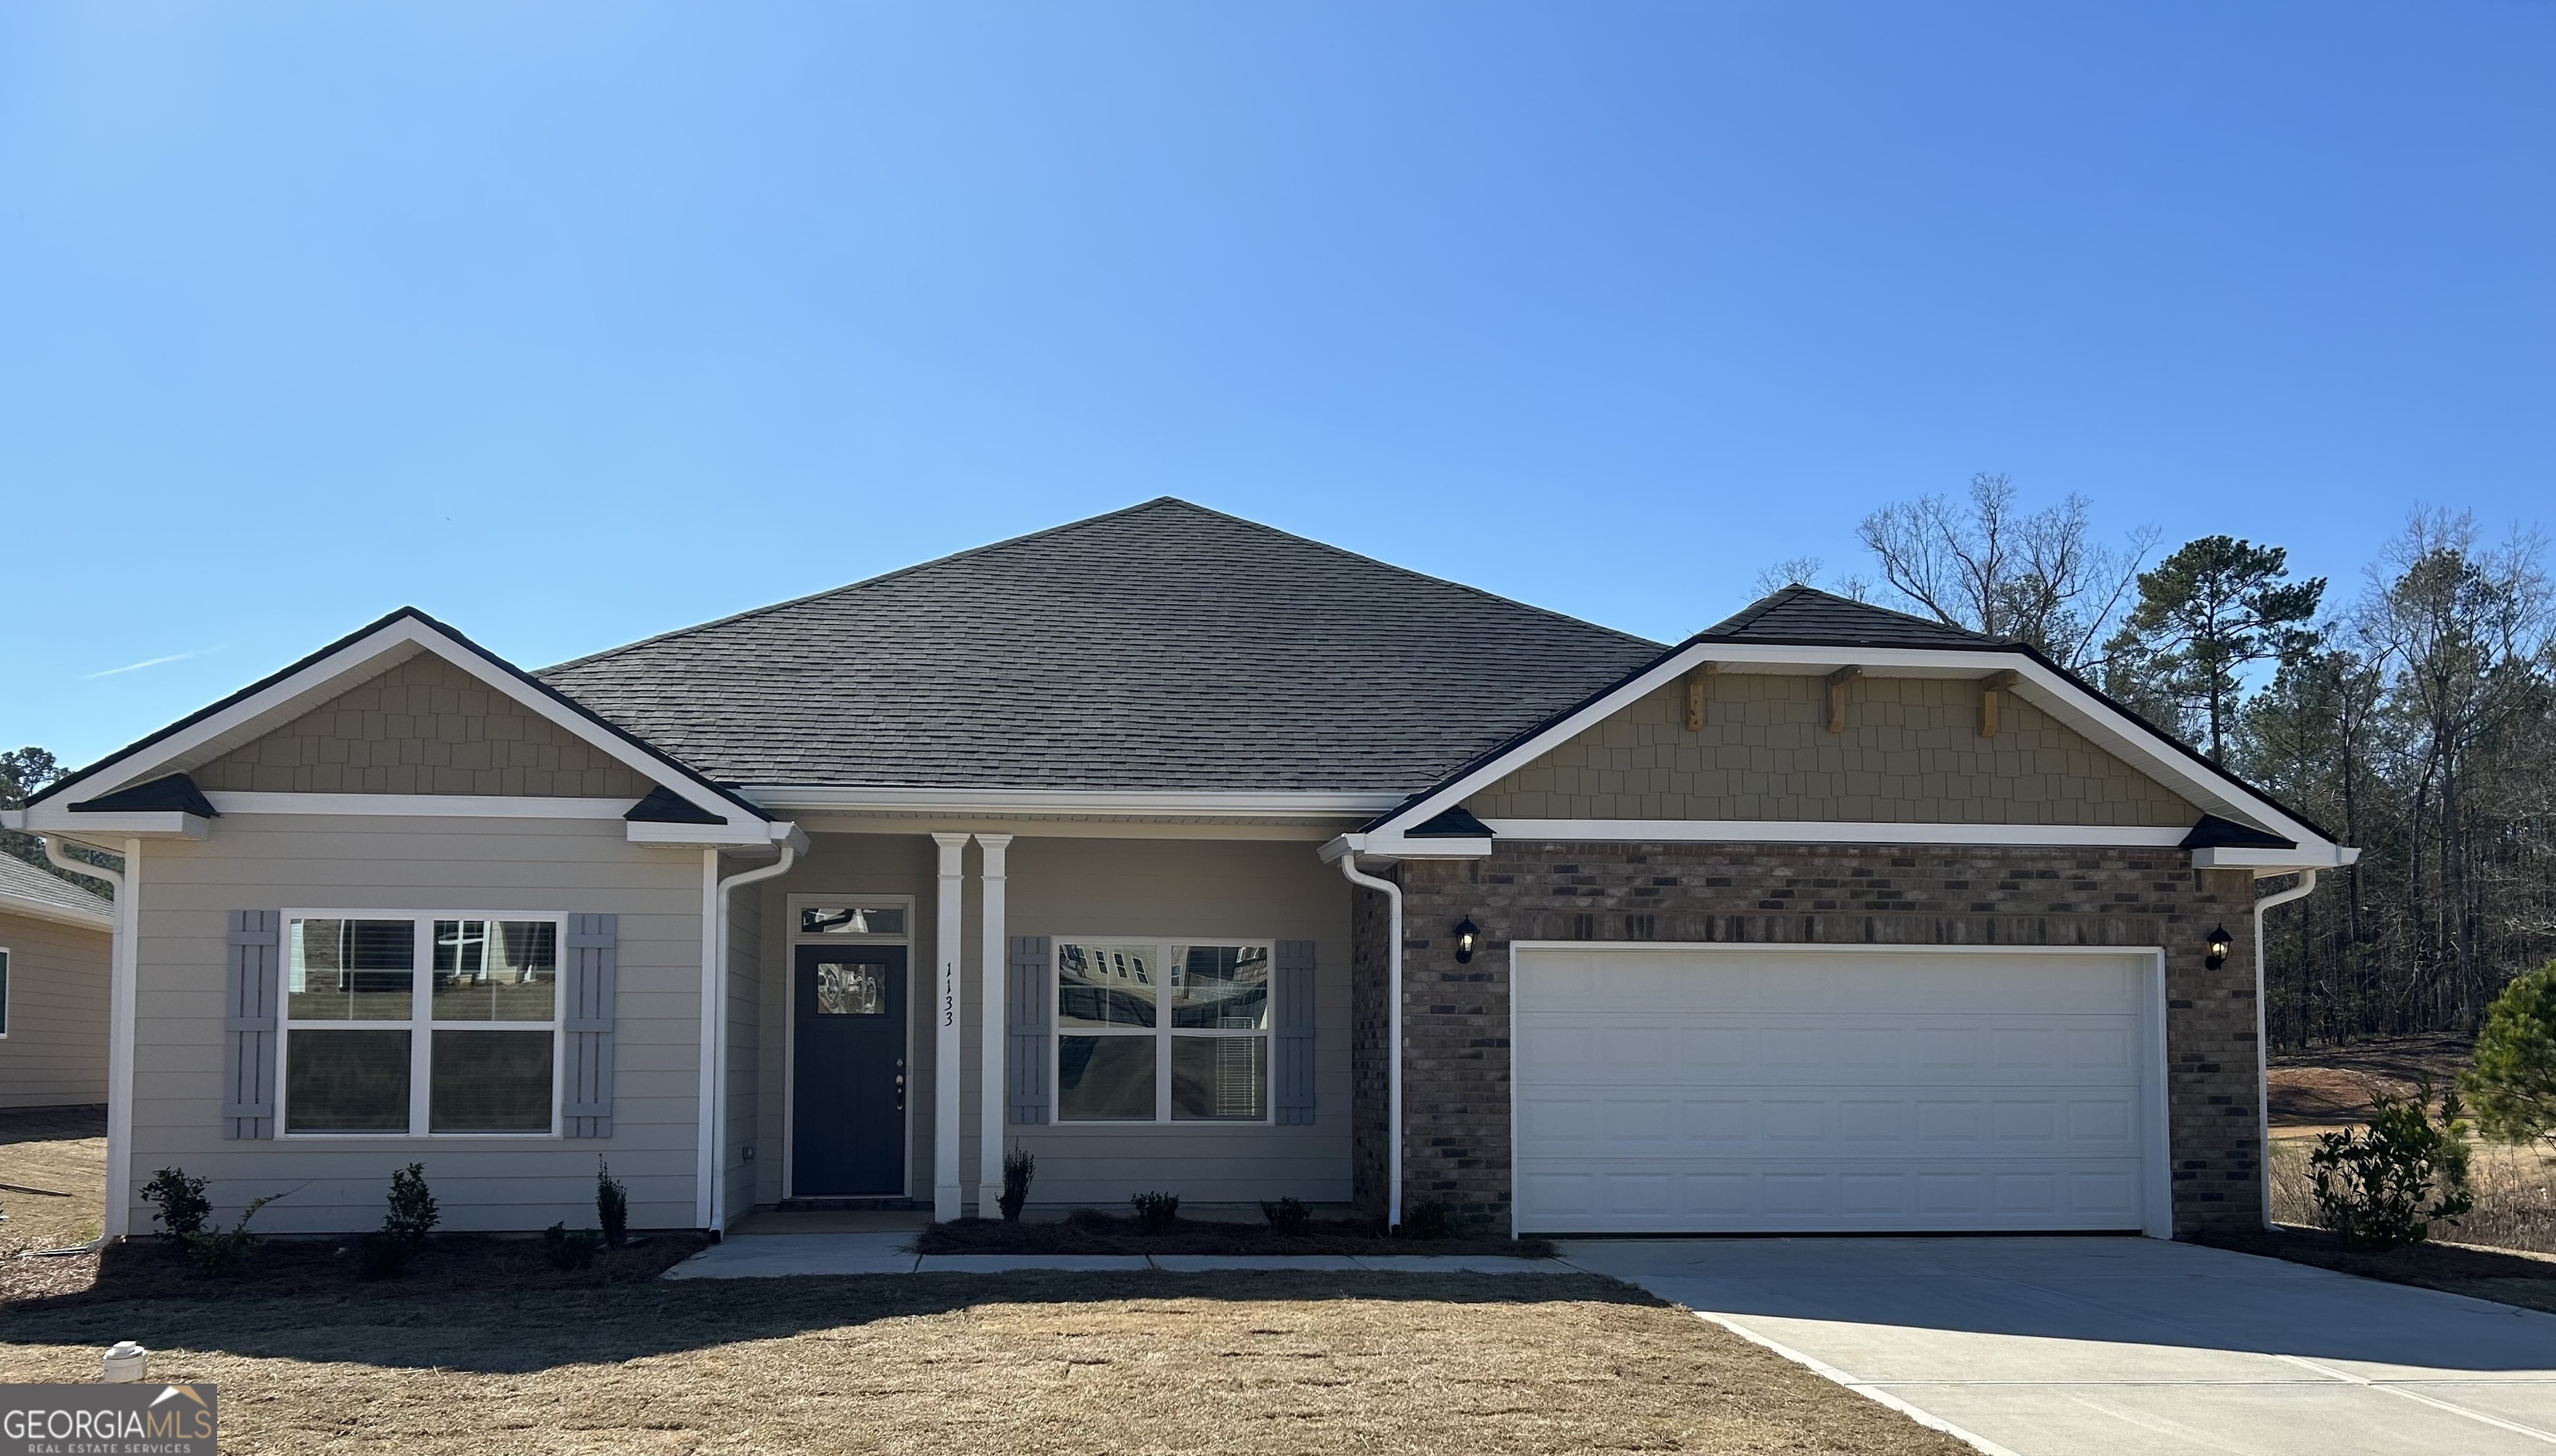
[1514,948,2155,1234]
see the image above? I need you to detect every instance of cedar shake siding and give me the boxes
[1356,844,2262,1237]
[1465,676,2202,828]
[196,651,652,799]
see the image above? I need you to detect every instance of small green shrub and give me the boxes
[359,1163,442,1280]
[544,1221,603,1270]
[2464,961,2556,1150]
[1261,1196,1311,1236]
[999,1146,1035,1222]
[183,1193,282,1277]
[597,1157,629,1248]
[141,1168,212,1239]
[1130,1191,1180,1234]
[1064,1206,1110,1231]
[1397,1203,1458,1240]
[2309,1083,2474,1250]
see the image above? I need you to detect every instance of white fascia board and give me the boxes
[205,792,633,820]
[1483,819,2193,848]
[11,805,209,839]
[2192,844,2360,869]
[0,889,115,930]
[54,617,752,832]
[1372,640,2341,855]
[742,785,1406,820]
[1317,832,1494,863]
[627,818,805,849]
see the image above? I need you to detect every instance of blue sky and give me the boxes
[4,2,2549,770]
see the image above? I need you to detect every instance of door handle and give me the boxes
[895,1072,905,1111]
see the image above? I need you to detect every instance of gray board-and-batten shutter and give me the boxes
[563,914,618,1137]
[1007,935,1052,1125]
[223,910,281,1139]
[1274,939,1315,1125]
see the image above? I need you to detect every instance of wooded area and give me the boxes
[1807,477,2556,1049]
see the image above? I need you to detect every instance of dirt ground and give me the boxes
[0,1103,106,1255]
[2266,1033,2475,1134]
[1,1271,1967,1455]
[0,1114,1960,1454]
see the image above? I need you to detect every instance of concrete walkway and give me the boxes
[1558,1235,2556,1456]
[663,1231,1577,1278]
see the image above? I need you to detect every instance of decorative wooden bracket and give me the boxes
[1978,669,2019,738]
[1685,661,1718,731]
[1824,666,1862,734]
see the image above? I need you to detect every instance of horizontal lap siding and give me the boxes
[746,834,1353,1211]
[1000,838,1352,1206]
[0,909,112,1107]
[131,815,703,1234]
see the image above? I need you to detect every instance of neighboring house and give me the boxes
[0,853,114,1109]
[2,499,2355,1239]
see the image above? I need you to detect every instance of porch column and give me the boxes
[931,833,969,1222]
[974,833,1013,1216]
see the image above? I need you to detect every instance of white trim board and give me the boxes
[744,785,1404,820]
[1483,820,2194,848]
[1373,641,2350,860]
[0,889,116,931]
[206,792,634,820]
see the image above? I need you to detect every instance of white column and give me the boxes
[931,833,969,1222]
[696,849,721,1229]
[104,839,141,1240]
[974,834,1013,1216]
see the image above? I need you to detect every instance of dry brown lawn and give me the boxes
[0,1113,1959,1454]
[1,1270,1969,1455]
[0,1104,105,1255]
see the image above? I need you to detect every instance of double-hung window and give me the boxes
[1055,939,1270,1123]
[282,913,562,1137]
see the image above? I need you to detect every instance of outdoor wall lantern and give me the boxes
[1454,918,1480,964]
[2205,924,2232,971]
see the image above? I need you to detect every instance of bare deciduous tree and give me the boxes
[1855,473,2157,670]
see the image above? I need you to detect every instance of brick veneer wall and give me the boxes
[1345,842,2263,1237]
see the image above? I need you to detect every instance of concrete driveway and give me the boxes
[1560,1236,2556,1456]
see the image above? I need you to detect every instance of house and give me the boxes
[0,853,114,1109]
[2,498,2355,1239]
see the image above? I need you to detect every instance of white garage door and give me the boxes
[1513,946,2162,1235]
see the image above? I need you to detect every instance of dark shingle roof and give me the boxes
[538,499,1664,793]
[0,853,114,921]
[1700,586,2003,650]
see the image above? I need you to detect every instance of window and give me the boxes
[801,904,907,937]
[282,914,562,1136]
[1055,939,1270,1122]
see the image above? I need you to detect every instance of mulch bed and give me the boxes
[3,1230,707,1311]
[915,1211,1554,1258]
[2193,1222,2556,1316]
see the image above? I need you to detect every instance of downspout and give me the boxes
[701,841,797,1236]
[47,836,134,1240]
[2253,868,2319,1233]
[1335,853,1404,1231]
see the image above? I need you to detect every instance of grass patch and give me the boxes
[918,1211,1553,1258]
[0,1104,106,1257]
[0,1270,1969,1454]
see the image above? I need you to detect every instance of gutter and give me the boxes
[2251,868,2321,1233]
[1331,851,1405,1231]
[698,834,801,1236]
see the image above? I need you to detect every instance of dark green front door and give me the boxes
[792,943,908,1196]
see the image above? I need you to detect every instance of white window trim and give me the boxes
[277,909,567,1140]
[1052,935,1276,1127]
[0,945,10,1038]
[782,894,917,1201]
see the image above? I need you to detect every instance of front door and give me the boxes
[792,943,909,1196]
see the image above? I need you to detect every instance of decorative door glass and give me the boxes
[815,963,889,1016]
